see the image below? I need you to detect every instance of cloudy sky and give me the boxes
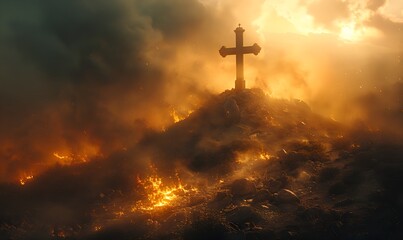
[0,0,401,181]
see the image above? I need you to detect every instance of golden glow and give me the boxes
[252,0,328,38]
[340,23,357,41]
[250,0,387,45]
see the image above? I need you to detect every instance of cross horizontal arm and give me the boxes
[219,43,261,57]
[241,43,261,55]
[219,46,236,57]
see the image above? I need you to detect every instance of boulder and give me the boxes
[319,167,340,182]
[230,179,256,197]
[265,177,288,193]
[183,218,228,240]
[298,171,312,181]
[226,206,263,227]
[223,98,241,124]
[328,182,346,196]
[188,195,206,207]
[208,191,232,209]
[276,189,300,204]
[253,189,273,203]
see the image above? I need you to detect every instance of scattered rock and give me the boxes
[298,207,342,225]
[226,206,263,228]
[214,191,231,201]
[258,228,276,239]
[188,195,206,207]
[244,228,275,240]
[276,189,300,204]
[280,151,308,171]
[160,211,188,232]
[334,199,355,208]
[298,207,325,222]
[87,220,150,240]
[277,229,298,239]
[230,179,256,197]
[183,218,228,240]
[319,167,340,182]
[253,189,273,203]
[208,191,232,209]
[265,178,283,193]
[297,171,311,181]
[223,98,241,124]
[328,182,346,196]
[342,170,362,186]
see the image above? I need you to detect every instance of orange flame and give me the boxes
[134,168,198,211]
[53,152,68,159]
[52,150,98,165]
[170,108,194,123]
[19,175,34,186]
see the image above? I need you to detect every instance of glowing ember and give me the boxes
[19,175,34,186]
[259,152,272,160]
[114,211,125,217]
[237,152,272,163]
[171,109,182,123]
[52,152,91,165]
[53,152,68,159]
[134,170,198,211]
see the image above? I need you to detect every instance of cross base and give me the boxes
[235,79,245,90]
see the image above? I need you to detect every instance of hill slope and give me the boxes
[1,88,402,239]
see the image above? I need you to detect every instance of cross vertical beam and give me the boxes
[235,26,245,89]
[219,25,261,90]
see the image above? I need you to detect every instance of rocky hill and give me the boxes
[1,88,402,240]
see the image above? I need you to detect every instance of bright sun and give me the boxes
[339,23,358,41]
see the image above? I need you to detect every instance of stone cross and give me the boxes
[219,24,261,90]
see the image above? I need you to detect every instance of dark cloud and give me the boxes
[137,0,208,40]
[0,0,223,180]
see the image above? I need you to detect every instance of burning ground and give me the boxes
[1,88,402,239]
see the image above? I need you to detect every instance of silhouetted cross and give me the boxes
[219,24,261,90]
